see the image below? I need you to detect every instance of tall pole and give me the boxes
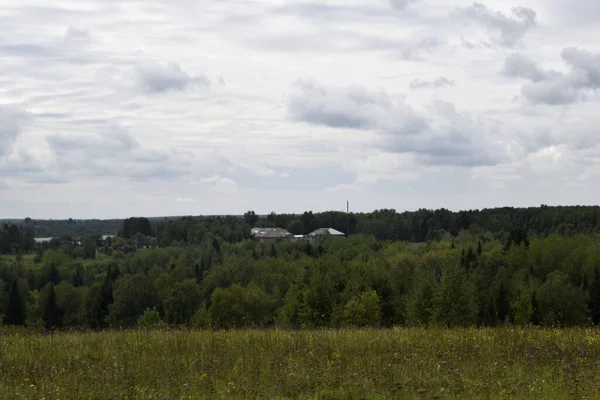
[346,200,350,237]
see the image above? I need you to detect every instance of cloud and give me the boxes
[410,76,454,89]
[46,126,189,181]
[287,79,427,133]
[134,61,209,93]
[389,0,420,10]
[503,53,550,82]
[453,3,537,47]
[175,197,197,203]
[63,27,92,44]
[200,175,238,194]
[0,181,8,190]
[287,80,515,167]
[0,108,31,156]
[507,47,600,105]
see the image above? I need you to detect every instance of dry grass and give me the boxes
[1,327,599,399]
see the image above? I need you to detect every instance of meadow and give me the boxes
[1,327,599,399]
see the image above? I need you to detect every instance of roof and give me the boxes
[308,228,346,237]
[251,227,293,238]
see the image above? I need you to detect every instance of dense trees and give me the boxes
[6,206,600,330]
[120,217,153,239]
[0,224,34,255]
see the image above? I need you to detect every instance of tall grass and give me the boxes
[0,327,598,399]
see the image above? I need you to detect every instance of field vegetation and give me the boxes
[2,206,600,398]
[1,327,599,399]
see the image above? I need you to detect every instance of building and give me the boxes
[307,228,346,243]
[251,227,294,244]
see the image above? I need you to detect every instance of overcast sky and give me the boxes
[1,0,600,219]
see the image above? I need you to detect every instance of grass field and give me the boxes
[1,328,599,399]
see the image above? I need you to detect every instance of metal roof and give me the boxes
[251,227,293,238]
[307,228,346,236]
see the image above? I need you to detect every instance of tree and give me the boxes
[536,271,589,326]
[432,265,478,327]
[55,282,86,326]
[342,290,382,327]
[40,283,64,330]
[138,307,165,329]
[164,279,202,325]
[108,274,160,327]
[0,280,6,321]
[589,267,600,325]
[121,217,152,239]
[287,220,304,235]
[82,235,97,260]
[243,211,259,227]
[4,279,25,326]
[512,285,533,326]
[208,283,276,329]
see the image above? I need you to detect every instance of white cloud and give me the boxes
[200,175,238,194]
[176,197,197,203]
[134,61,209,93]
[1,0,600,217]
[452,3,537,48]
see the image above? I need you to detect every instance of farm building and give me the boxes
[307,228,346,243]
[251,227,294,244]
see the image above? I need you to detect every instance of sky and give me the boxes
[1,0,600,219]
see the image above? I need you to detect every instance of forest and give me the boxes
[1,205,600,330]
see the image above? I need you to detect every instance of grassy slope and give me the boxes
[0,328,598,399]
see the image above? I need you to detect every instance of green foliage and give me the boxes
[536,271,589,326]
[108,274,160,327]
[1,328,600,399]
[512,285,533,326]
[120,217,152,239]
[4,279,26,326]
[40,283,64,330]
[432,265,478,327]
[137,307,165,329]
[208,282,276,329]
[163,279,202,325]
[342,290,382,327]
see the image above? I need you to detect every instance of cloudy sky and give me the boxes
[1,0,600,219]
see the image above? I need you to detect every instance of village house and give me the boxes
[250,227,294,244]
[306,228,346,243]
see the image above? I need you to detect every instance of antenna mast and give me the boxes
[346,200,350,237]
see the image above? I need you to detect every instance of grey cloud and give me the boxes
[508,47,600,105]
[287,79,427,133]
[389,0,420,10]
[64,27,92,43]
[134,61,210,93]
[521,79,580,105]
[0,181,8,190]
[48,126,139,156]
[0,108,31,156]
[410,76,454,89]
[503,53,549,82]
[561,47,600,88]
[46,126,188,181]
[453,3,537,47]
[286,80,507,167]
[0,149,43,179]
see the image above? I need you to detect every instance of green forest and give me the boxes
[1,205,600,330]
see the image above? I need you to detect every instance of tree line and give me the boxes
[5,205,600,256]
[1,221,600,329]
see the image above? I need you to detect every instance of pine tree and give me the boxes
[48,263,60,285]
[5,279,25,326]
[589,267,600,325]
[41,283,63,330]
[72,263,84,287]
